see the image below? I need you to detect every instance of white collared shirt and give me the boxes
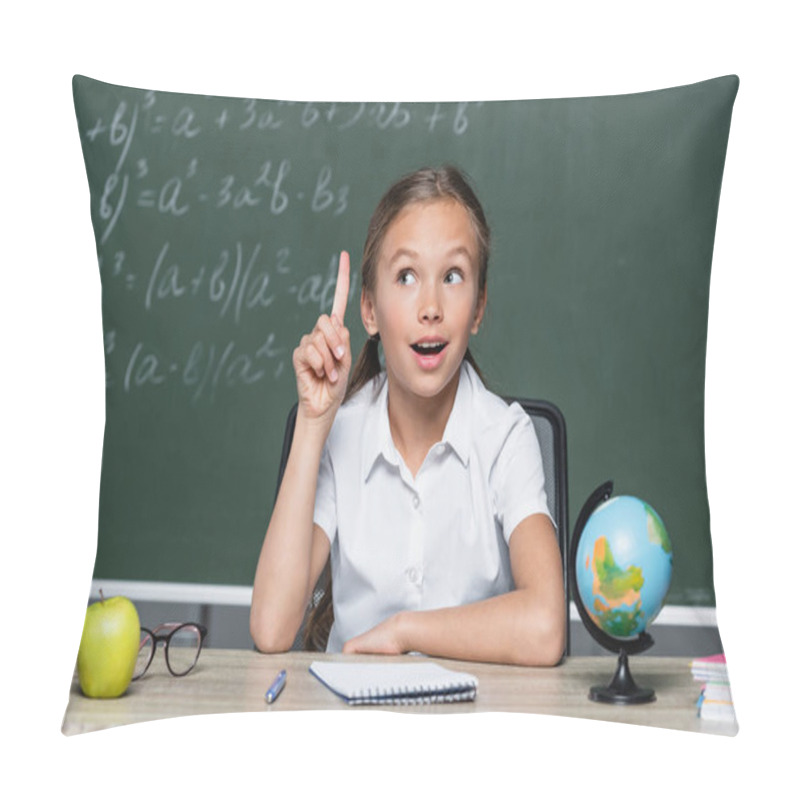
[314,361,553,653]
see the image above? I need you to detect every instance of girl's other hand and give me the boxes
[342,613,408,656]
[292,251,352,424]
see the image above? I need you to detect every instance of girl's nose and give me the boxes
[418,284,443,323]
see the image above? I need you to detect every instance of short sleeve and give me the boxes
[313,443,337,544]
[491,408,554,543]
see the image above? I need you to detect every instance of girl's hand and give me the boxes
[292,251,352,424]
[342,613,409,656]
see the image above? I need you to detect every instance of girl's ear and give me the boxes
[471,289,487,335]
[361,287,379,337]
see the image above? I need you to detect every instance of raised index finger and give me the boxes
[331,250,350,323]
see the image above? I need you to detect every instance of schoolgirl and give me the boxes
[251,166,564,666]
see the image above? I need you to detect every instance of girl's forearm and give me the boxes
[395,589,565,667]
[250,417,330,652]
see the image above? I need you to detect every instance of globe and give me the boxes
[569,482,674,704]
[575,494,673,640]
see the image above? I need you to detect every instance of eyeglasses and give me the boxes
[132,622,208,680]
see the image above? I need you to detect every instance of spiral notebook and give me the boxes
[309,661,479,705]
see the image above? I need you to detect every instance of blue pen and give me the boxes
[265,669,287,703]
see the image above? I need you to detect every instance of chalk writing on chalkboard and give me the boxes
[83,89,485,405]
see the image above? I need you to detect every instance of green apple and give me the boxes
[77,591,141,698]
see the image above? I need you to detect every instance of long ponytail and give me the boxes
[344,334,382,403]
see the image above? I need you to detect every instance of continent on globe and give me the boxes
[588,536,646,638]
[646,504,672,554]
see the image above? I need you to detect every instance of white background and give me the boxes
[4,1,797,795]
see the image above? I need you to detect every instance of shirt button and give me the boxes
[406,567,421,585]
[412,494,420,509]
[435,444,445,456]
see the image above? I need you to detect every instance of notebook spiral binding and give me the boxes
[348,681,478,706]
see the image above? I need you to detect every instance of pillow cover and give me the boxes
[66,74,738,734]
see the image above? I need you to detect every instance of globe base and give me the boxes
[589,651,656,705]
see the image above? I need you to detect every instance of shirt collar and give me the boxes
[361,362,474,483]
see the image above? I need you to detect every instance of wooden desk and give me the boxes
[62,650,737,736]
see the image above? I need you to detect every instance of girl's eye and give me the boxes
[444,270,464,285]
[397,270,416,286]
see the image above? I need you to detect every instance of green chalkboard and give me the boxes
[73,74,737,606]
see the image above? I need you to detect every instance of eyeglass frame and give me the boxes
[132,622,208,680]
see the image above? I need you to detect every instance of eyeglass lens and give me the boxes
[133,630,155,680]
[166,625,203,676]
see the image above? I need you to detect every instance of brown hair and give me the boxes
[303,165,491,650]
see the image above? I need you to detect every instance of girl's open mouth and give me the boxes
[410,340,449,370]
[411,341,447,355]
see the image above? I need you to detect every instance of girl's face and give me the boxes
[361,198,486,405]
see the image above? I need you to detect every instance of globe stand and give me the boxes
[590,651,655,705]
[571,481,657,705]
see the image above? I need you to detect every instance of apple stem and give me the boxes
[99,588,105,603]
